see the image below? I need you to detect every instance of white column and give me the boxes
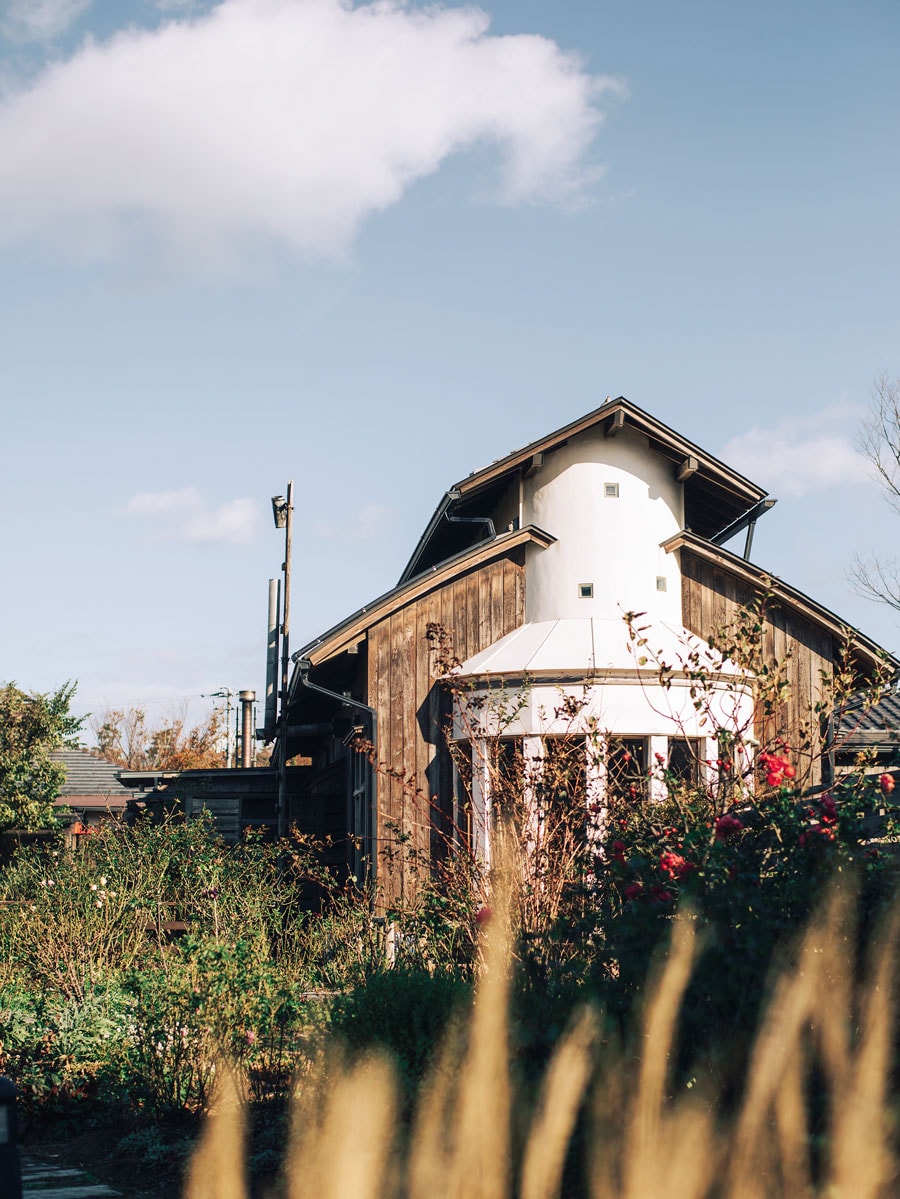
[585,731,607,853]
[470,740,491,867]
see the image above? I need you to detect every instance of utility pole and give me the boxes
[272,482,294,837]
[207,688,235,767]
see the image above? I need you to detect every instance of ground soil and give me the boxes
[25,1123,192,1199]
[23,1113,283,1199]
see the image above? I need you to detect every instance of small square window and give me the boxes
[656,576,667,592]
[578,583,594,599]
[604,482,619,498]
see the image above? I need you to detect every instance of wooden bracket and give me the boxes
[605,410,625,437]
[676,455,699,482]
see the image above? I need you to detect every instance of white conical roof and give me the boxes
[457,618,743,678]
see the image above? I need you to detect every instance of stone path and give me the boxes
[21,1156,121,1198]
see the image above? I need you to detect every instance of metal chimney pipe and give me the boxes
[264,579,280,739]
[239,691,256,768]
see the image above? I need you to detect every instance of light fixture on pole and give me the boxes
[272,482,293,838]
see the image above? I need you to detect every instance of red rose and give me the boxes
[880,773,895,795]
[624,882,644,900]
[659,850,693,879]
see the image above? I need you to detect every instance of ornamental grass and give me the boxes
[184,861,900,1199]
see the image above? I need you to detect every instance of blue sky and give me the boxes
[1,0,899,734]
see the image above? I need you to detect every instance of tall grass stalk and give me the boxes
[184,882,900,1199]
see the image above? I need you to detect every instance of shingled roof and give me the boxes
[50,747,132,811]
[835,690,900,750]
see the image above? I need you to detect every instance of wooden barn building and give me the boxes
[263,398,895,901]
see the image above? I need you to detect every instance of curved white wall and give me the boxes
[523,425,683,625]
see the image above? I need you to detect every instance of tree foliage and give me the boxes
[0,681,83,832]
[91,705,225,771]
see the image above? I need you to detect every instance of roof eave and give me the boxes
[665,530,900,673]
[454,397,767,506]
[295,524,556,675]
[400,397,768,583]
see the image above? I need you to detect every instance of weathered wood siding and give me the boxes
[681,550,835,785]
[368,548,526,901]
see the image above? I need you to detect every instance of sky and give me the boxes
[1,0,899,739]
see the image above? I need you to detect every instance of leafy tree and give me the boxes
[0,681,83,832]
[92,704,225,770]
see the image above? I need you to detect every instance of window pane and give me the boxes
[606,738,648,802]
[668,738,701,786]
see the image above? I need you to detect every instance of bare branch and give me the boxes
[850,552,900,613]
[857,373,900,515]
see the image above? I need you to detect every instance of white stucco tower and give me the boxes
[523,422,684,627]
[394,399,769,860]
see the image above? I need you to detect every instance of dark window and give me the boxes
[452,743,473,850]
[606,737,648,802]
[668,737,702,786]
[489,738,526,814]
[540,737,587,811]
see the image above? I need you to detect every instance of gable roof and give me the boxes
[400,396,770,583]
[292,523,555,675]
[665,530,899,675]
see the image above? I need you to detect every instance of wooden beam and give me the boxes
[304,525,556,667]
[604,409,625,437]
[676,455,699,482]
[523,451,543,477]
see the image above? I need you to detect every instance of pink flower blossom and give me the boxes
[714,813,743,841]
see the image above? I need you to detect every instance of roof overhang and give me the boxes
[665,530,899,675]
[293,523,555,675]
[400,397,769,583]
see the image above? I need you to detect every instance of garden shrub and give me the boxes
[0,983,132,1117]
[330,968,472,1098]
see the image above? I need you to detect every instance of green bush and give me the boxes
[0,983,132,1116]
[330,969,472,1097]
[0,813,303,998]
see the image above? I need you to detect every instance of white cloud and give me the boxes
[313,501,394,543]
[0,0,617,269]
[1,0,92,41]
[123,487,262,544]
[721,403,873,497]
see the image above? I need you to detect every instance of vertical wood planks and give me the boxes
[680,550,839,786]
[366,551,526,900]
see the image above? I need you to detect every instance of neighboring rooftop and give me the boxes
[50,747,133,811]
[836,689,900,748]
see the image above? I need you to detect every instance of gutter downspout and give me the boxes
[294,657,378,885]
[399,490,497,583]
[445,510,496,543]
